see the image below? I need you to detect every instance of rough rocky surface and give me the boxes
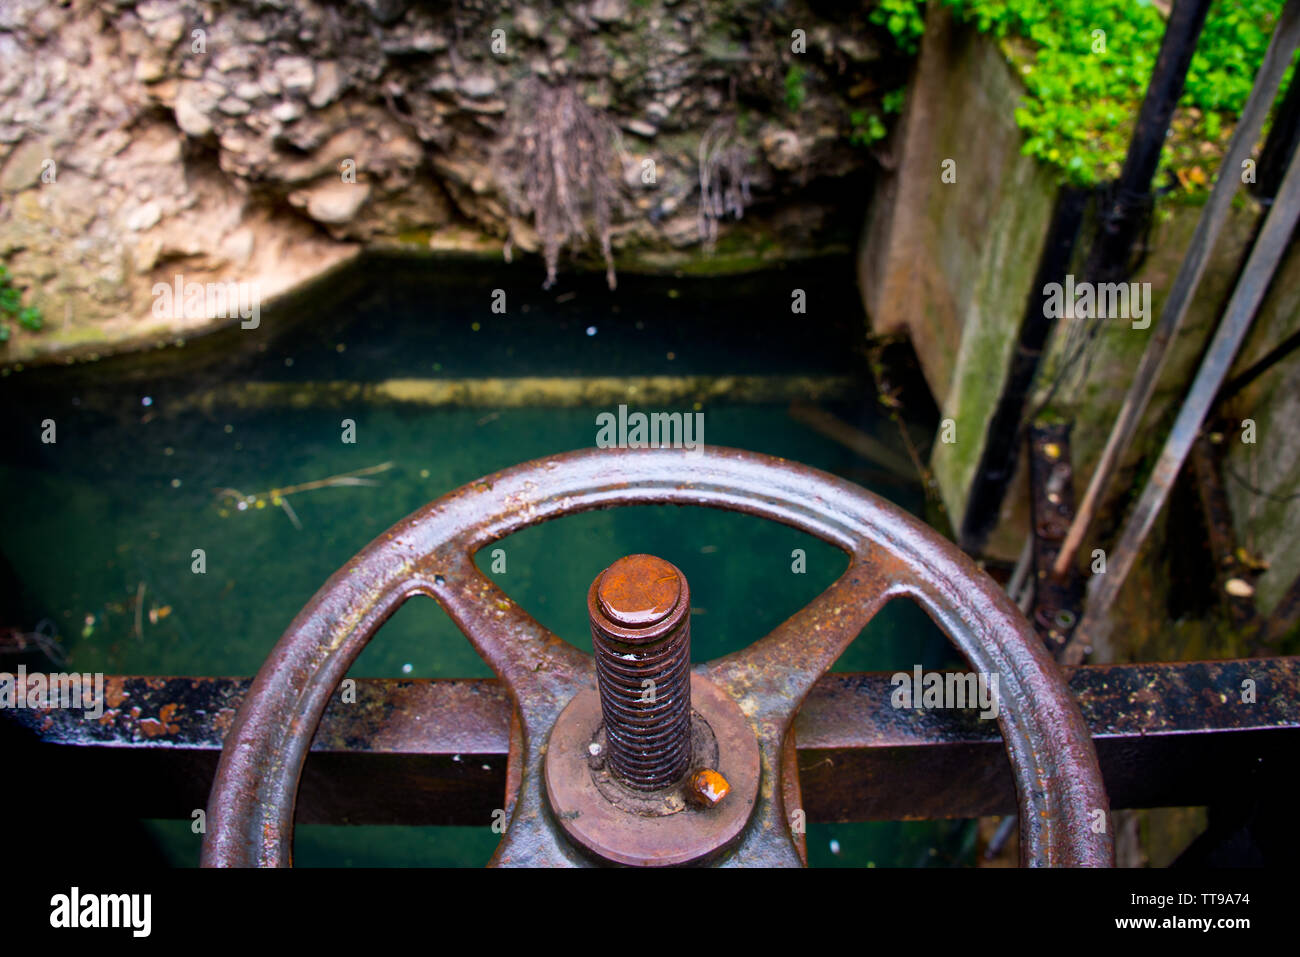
[0,0,902,361]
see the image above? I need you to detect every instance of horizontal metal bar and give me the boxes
[5,658,1295,824]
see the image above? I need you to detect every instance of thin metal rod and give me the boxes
[1007,533,1034,606]
[1052,0,1300,579]
[1065,138,1300,664]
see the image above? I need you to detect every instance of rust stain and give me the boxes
[211,707,237,736]
[104,677,128,709]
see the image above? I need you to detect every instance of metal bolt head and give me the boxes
[596,554,682,628]
[688,768,731,808]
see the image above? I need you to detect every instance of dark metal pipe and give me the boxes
[1083,0,1214,283]
[1254,66,1300,203]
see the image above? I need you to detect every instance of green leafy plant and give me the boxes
[849,109,889,147]
[0,263,42,342]
[871,0,927,55]
[882,87,907,115]
[872,0,1292,190]
[784,64,808,112]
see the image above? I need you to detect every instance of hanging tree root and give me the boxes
[214,462,395,530]
[494,79,619,290]
[698,115,753,248]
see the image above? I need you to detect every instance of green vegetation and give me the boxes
[850,109,889,146]
[0,263,42,343]
[846,87,905,151]
[870,0,927,56]
[873,0,1293,188]
[784,64,808,112]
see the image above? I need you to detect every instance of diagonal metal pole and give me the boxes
[1052,0,1300,581]
[1064,137,1300,665]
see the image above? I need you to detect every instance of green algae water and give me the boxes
[0,255,975,867]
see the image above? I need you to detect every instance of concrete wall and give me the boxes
[858,3,1056,559]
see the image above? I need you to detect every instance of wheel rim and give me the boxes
[202,446,1113,868]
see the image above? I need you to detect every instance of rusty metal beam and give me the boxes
[8,657,1294,825]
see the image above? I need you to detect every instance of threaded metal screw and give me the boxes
[588,554,692,791]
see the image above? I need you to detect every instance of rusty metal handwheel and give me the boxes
[202,446,1113,867]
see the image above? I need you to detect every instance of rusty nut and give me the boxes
[688,768,731,808]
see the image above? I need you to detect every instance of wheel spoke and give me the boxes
[418,549,593,864]
[422,549,590,717]
[704,559,896,726]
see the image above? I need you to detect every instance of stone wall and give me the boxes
[1,0,902,362]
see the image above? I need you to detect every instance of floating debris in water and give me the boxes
[402,663,413,674]
[586,326,597,336]
[141,396,153,406]
[81,615,95,639]
[214,462,393,529]
[170,479,181,488]
[829,839,841,855]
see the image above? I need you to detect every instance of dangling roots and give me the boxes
[495,80,618,290]
[698,116,752,247]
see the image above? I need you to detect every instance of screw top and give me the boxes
[596,554,682,628]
